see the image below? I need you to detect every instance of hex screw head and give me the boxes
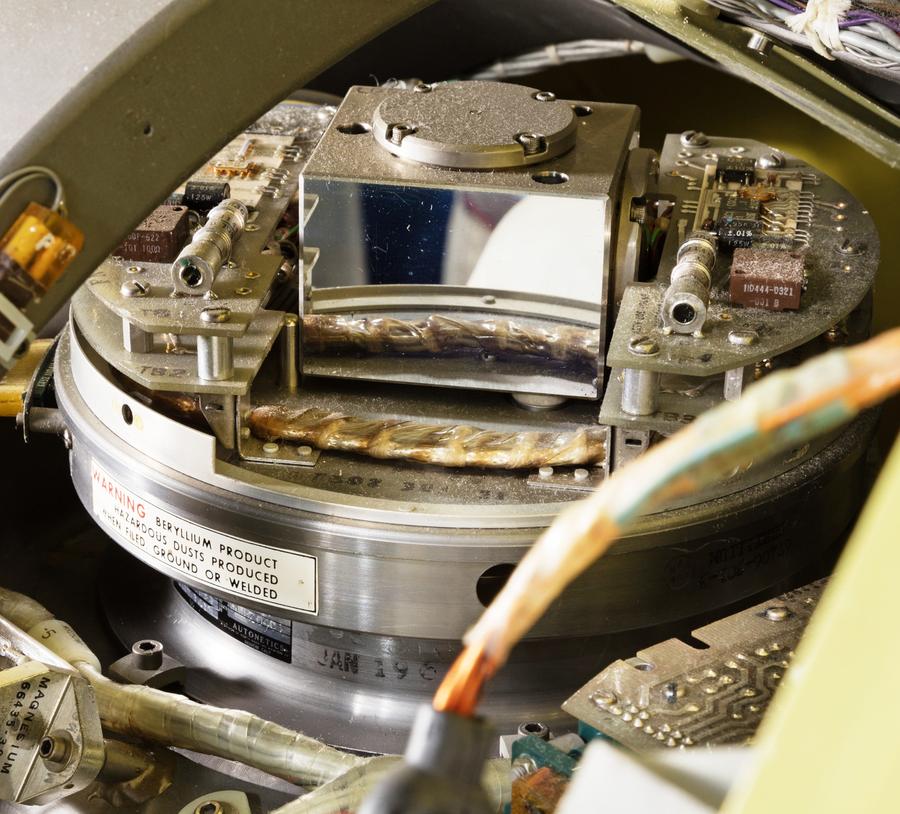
[388,123,417,145]
[764,605,791,621]
[132,639,164,670]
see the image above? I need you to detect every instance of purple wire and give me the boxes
[756,0,900,34]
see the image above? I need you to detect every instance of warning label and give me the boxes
[90,460,317,615]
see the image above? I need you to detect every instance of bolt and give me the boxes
[132,639,164,671]
[517,721,550,740]
[120,279,150,298]
[747,31,773,54]
[235,287,252,296]
[388,123,417,145]
[515,132,547,156]
[764,605,791,621]
[533,91,556,102]
[245,270,260,279]
[756,152,784,170]
[39,733,73,769]
[628,335,659,355]
[837,238,866,255]
[297,445,313,456]
[413,82,432,93]
[573,468,590,482]
[511,755,539,780]
[481,294,496,304]
[244,223,260,232]
[538,466,554,479]
[200,306,231,323]
[727,329,758,346]
[263,442,279,455]
[729,145,747,154]
[126,265,143,274]
[680,130,709,148]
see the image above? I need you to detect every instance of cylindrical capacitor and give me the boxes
[183,181,231,213]
[660,231,717,336]
[171,198,248,295]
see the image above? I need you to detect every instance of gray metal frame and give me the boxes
[0,0,434,342]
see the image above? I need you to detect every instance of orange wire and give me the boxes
[433,642,496,716]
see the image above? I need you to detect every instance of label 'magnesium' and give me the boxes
[90,460,317,615]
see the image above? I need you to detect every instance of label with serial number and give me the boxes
[90,460,317,615]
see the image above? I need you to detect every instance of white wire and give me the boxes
[469,40,646,80]
[0,165,65,215]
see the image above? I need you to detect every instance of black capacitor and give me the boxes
[182,181,231,213]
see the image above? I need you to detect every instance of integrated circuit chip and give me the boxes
[116,204,189,263]
[716,156,756,185]
[729,247,805,311]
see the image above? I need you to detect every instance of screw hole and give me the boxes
[532,170,569,185]
[121,404,134,425]
[337,122,371,135]
[572,104,593,117]
[179,264,204,288]
[143,123,153,137]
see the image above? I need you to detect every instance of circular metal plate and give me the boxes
[372,81,577,169]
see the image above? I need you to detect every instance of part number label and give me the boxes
[90,461,317,615]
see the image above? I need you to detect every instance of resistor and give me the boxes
[182,181,231,214]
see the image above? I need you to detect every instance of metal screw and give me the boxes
[573,468,589,482]
[244,223,260,232]
[628,335,659,355]
[837,238,866,255]
[126,265,143,274]
[39,733,73,770]
[533,91,556,102]
[200,306,231,323]
[756,152,784,170]
[517,721,550,740]
[729,145,747,154]
[388,123,416,145]
[263,442,279,455]
[413,82,432,93]
[680,130,709,148]
[747,32,773,54]
[245,270,260,279]
[120,279,150,298]
[728,329,758,346]
[538,466,554,479]
[515,132,547,156]
[764,605,791,621]
[235,287,252,296]
[481,294,496,305]
[62,429,73,450]
[132,639,164,671]
[297,445,313,456]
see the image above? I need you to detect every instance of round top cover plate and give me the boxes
[372,81,577,169]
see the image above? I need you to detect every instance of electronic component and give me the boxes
[716,155,756,185]
[115,204,189,263]
[170,197,248,295]
[660,231,717,335]
[182,180,231,213]
[729,247,805,310]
